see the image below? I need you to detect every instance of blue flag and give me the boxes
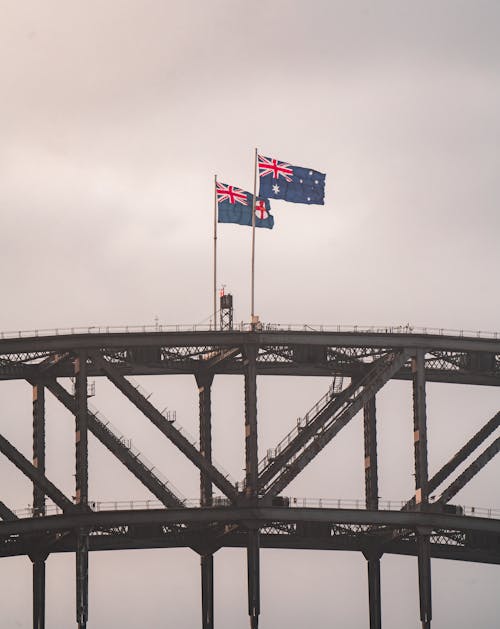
[216,182,274,229]
[258,155,325,205]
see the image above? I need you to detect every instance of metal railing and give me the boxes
[87,400,185,503]
[258,354,399,484]
[10,497,500,521]
[126,377,235,486]
[259,377,345,473]
[1,323,499,341]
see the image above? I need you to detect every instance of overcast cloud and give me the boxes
[1,1,499,627]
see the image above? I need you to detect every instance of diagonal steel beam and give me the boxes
[382,417,500,551]
[430,411,500,496]
[438,436,500,504]
[261,351,410,497]
[91,353,238,501]
[0,434,75,512]
[41,378,185,509]
[400,411,500,512]
[257,378,362,492]
[0,500,18,521]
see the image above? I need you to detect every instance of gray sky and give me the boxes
[1,1,499,627]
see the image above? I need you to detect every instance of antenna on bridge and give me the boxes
[219,286,233,330]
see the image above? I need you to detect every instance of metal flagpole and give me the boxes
[250,148,258,325]
[213,175,218,331]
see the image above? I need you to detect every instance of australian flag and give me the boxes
[216,182,274,229]
[258,155,325,205]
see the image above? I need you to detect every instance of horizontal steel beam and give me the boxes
[2,363,500,388]
[2,531,499,565]
[0,506,498,537]
[1,330,499,356]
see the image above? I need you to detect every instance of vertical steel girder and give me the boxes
[33,383,46,515]
[244,346,258,500]
[363,397,379,511]
[196,371,215,629]
[247,529,260,629]
[413,350,429,506]
[200,555,214,629]
[363,397,382,628]
[91,353,238,501]
[33,559,46,629]
[417,531,432,629]
[74,353,89,628]
[76,530,89,628]
[412,351,432,628]
[75,353,88,508]
[33,382,46,629]
[197,372,215,508]
[244,347,260,629]
[366,554,382,629]
[43,379,184,508]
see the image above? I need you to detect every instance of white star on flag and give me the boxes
[272,184,280,194]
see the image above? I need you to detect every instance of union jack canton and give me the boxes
[216,181,274,230]
[216,182,248,205]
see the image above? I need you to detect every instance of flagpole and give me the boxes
[251,148,258,325]
[213,174,218,331]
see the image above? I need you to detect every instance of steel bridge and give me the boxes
[0,327,499,628]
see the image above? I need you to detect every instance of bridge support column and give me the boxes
[363,396,382,628]
[33,557,46,629]
[366,553,382,629]
[244,346,260,629]
[247,528,260,629]
[196,372,215,629]
[412,350,432,628]
[417,530,432,629]
[76,531,89,629]
[32,382,46,629]
[201,554,214,629]
[75,352,89,628]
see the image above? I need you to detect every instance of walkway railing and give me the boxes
[10,497,500,521]
[259,376,344,474]
[1,323,499,341]
[126,377,235,486]
[86,400,185,504]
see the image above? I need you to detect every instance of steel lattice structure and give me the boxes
[0,328,499,629]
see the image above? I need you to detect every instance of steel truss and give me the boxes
[0,330,499,628]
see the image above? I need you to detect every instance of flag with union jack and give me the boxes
[258,155,325,205]
[216,181,274,229]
